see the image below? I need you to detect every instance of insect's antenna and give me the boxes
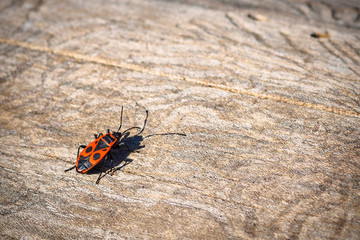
[137,110,148,135]
[117,106,124,132]
[122,127,141,136]
[143,132,186,139]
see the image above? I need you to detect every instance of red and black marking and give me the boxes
[64,107,148,184]
[77,133,117,173]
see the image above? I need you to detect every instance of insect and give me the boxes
[65,107,148,184]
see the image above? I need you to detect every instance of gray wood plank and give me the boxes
[0,0,359,239]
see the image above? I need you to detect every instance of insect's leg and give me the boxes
[107,129,110,134]
[112,159,132,175]
[65,144,86,172]
[64,165,76,172]
[77,145,87,159]
[95,158,108,184]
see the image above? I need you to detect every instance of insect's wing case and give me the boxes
[76,134,117,173]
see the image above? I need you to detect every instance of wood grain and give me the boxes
[0,0,359,239]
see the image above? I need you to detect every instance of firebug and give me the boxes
[65,107,148,184]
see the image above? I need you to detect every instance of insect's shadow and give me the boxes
[87,132,186,182]
[87,132,144,178]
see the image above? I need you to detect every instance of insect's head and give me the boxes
[112,132,122,139]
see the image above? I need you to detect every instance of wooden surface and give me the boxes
[0,0,360,239]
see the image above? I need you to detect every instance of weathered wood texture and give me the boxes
[1,0,360,239]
